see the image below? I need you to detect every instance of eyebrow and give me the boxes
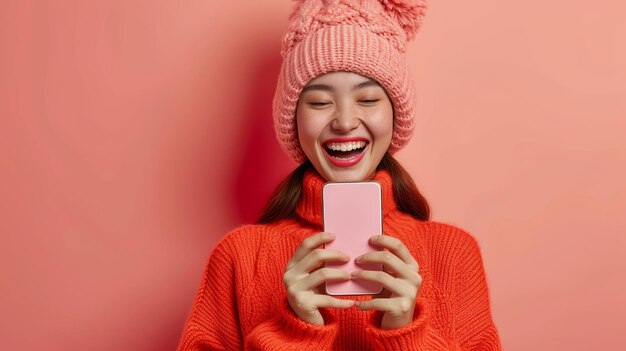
[301,79,381,93]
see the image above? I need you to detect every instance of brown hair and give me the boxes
[257,153,430,224]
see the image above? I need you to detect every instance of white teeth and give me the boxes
[326,141,367,152]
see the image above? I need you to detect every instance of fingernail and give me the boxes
[371,235,379,242]
[355,255,362,263]
[327,233,335,239]
[354,301,361,307]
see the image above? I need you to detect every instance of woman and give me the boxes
[178,1,502,350]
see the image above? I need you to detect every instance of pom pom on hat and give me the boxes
[379,0,428,40]
[273,0,429,163]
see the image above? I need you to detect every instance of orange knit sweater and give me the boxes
[177,169,502,350]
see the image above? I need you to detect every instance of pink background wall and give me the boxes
[1,1,624,350]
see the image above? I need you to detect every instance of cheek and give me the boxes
[368,109,394,140]
[296,111,324,147]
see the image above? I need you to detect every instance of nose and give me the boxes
[331,106,360,132]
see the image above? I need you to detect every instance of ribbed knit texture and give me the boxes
[177,169,502,350]
[273,0,428,163]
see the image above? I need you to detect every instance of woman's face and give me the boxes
[296,71,393,182]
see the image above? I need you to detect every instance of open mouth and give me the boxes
[324,140,368,167]
[324,140,368,160]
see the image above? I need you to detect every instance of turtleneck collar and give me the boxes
[295,168,398,229]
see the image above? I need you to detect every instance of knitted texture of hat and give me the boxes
[272,0,427,163]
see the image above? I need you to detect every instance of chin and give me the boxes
[319,165,376,182]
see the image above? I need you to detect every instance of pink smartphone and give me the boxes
[323,181,383,295]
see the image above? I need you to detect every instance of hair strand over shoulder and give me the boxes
[257,153,430,224]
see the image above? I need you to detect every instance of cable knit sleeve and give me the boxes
[177,227,343,350]
[242,231,341,350]
[451,231,502,350]
[177,236,244,351]
[362,225,502,350]
[363,295,453,349]
[244,297,340,350]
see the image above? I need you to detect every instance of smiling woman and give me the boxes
[177,0,503,350]
[296,72,394,181]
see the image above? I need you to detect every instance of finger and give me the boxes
[286,232,335,271]
[292,248,350,274]
[356,297,413,314]
[284,248,349,286]
[355,250,413,278]
[294,267,351,291]
[369,235,419,271]
[351,270,414,297]
[355,251,422,286]
[312,294,355,309]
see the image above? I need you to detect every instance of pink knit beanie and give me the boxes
[272,0,428,164]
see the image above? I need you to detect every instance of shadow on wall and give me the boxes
[164,40,295,351]
[231,45,296,225]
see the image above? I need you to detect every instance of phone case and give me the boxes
[323,181,383,295]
